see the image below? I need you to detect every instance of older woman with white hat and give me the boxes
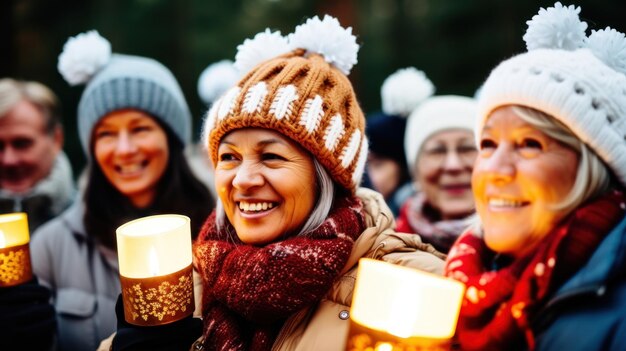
[396,83,477,253]
[445,3,626,350]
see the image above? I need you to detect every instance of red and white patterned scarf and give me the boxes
[192,195,366,351]
[444,190,626,351]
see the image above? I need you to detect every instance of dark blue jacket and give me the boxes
[533,215,626,351]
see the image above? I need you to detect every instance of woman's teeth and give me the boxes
[118,163,142,174]
[488,198,527,208]
[239,201,274,212]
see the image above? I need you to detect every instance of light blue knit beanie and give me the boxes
[58,31,191,154]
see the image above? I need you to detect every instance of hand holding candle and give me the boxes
[0,213,33,287]
[0,212,56,350]
[346,258,465,351]
[116,214,194,326]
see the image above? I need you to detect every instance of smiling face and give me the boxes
[0,100,62,193]
[416,129,476,219]
[472,105,579,257]
[93,109,169,208]
[215,128,317,245]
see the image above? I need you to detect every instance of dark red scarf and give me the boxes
[444,190,626,351]
[192,196,366,351]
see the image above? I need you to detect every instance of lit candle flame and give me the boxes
[0,230,5,249]
[386,289,420,338]
[148,247,159,277]
[375,343,393,351]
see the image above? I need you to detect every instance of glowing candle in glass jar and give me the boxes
[345,258,466,351]
[0,212,33,287]
[116,214,194,326]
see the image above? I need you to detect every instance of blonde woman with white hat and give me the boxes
[445,3,626,350]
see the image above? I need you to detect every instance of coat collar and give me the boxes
[0,151,76,214]
[554,214,626,296]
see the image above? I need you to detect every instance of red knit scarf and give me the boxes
[444,190,626,351]
[192,196,366,351]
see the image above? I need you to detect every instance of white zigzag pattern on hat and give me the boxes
[270,85,298,120]
[340,130,361,168]
[219,86,241,120]
[299,95,324,133]
[243,82,268,114]
[323,114,345,151]
[352,136,368,185]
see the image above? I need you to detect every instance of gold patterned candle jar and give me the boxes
[116,214,194,326]
[345,259,466,351]
[0,213,33,287]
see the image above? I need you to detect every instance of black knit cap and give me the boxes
[366,111,408,167]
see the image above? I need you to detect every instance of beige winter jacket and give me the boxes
[270,187,446,351]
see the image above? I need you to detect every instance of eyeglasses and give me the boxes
[420,144,477,166]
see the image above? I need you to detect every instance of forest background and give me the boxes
[3,0,624,174]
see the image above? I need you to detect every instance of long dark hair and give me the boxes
[84,120,214,248]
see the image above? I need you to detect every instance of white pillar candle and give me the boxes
[346,258,466,351]
[116,214,194,326]
[0,212,32,287]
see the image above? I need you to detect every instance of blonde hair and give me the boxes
[0,78,61,134]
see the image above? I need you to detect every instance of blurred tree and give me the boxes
[3,0,624,177]
[1,0,14,75]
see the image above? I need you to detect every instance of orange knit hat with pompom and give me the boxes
[203,16,367,194]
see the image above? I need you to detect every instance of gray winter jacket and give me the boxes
[31,200,120,351]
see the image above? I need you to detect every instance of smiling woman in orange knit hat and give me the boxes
[107,15,445,351]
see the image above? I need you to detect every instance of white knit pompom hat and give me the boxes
[404,95,477,173]
[381,67,434,117]
[197,60,239,106]
[477,2,626,187]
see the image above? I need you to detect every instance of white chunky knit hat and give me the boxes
[477,2,626,187]
[404,94,477,173]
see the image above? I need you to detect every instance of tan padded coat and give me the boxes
[270,187,446,351]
